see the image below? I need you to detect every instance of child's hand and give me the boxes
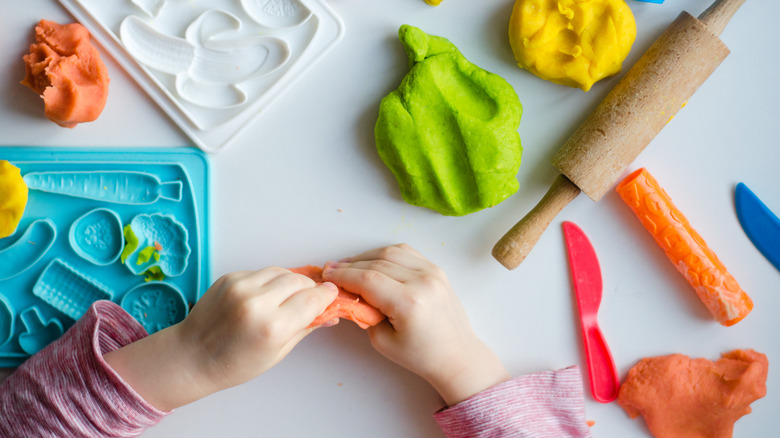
[180,268,339,389]
[322,244,510,406]
[105,268,338,411]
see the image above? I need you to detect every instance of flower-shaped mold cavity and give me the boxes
[120,10,290,110]
[0,295,14,349]
[0,219,57,281]
[69,208,124,265]
[242,0,312,28]
[123,214,191,277]
[33,259,114,320]
[18,307,64,355]
[121,282,188,334]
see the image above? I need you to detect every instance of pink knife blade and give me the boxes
[562,221,620,403]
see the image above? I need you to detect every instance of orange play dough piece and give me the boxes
[290,265,385,329]
[21,20,110,128]
[618,349,768,438]
[616,168,753,326]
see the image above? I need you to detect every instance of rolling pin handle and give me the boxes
[698,0,747,37]
[492,174,581,270]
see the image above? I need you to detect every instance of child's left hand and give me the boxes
[105,268,338,411]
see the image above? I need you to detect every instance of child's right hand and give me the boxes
[322,244,510,406]
[178,268,339,392]
[105,267,338,411]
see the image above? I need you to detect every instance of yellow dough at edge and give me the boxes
[508,0,636,91]
[0,161,28,238]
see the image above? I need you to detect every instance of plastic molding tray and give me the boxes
[0,147,210,367]
[56,0,345,153]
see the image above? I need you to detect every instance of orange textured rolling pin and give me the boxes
[616,168,752,326]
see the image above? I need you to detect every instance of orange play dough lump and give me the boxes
[290,265,385,329]
[618,349,768,438]
[21,20,109,128]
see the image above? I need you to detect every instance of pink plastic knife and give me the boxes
[562,221,620,403]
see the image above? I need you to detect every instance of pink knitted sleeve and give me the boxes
[434,366,593,438]
[0,301,170,437]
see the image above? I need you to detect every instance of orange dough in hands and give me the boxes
[618,349,768,438]
[290,265,385,329]
[21,20,110,128]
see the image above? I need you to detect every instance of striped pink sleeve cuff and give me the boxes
[433,366,593,438]
[0,300,170,437]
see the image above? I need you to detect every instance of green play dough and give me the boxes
[121,224,138,264]
[375,25,523,216]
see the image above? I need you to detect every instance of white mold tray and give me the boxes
[57,0,344,153]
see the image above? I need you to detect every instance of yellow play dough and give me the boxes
[508,0,636,91]
[424,0,443,5]
[0,161,28,238]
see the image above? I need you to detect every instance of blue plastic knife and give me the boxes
[735,183,780,272]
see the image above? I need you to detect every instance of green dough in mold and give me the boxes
[375,25,523,216]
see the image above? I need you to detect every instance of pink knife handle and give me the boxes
[581,322,620,403]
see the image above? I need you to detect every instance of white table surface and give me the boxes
[1,0,778,437]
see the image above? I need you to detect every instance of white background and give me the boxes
[1,0,778,437]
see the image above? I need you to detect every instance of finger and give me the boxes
[260,271,319,306]
[326,259,417,284]
[221,267,296,297]
[366,320,403,356]
[321,265,405,315]
[312,318,340,329]
[367,319,397,341]
[278,282,339,328]
[262,329,311,372]
[211,270,267,293]
[340,244,431,271]
[273,316,333,367]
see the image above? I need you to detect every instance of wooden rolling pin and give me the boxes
[492,0,746,270]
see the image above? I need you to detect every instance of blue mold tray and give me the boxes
[0,147,210,367]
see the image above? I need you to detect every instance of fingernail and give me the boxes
[338,257,351,263]
[322,282,338,292]
[320,318,340,328]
